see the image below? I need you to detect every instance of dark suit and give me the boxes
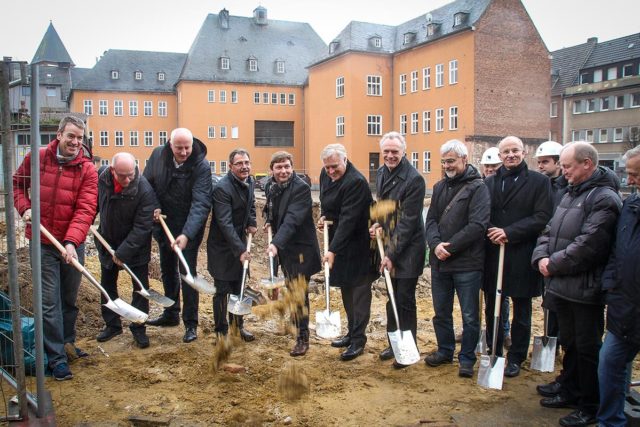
[374,157,426,343]
[207,172,256,334]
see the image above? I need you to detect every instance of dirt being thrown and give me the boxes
[278,361,309,401]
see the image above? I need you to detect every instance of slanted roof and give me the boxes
[73,50,187,92]
[180,12,326,85]
[550,39,597,96]
[582,32,640,69]
[31,22,74,66]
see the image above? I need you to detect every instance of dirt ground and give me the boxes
[2,200,637,426]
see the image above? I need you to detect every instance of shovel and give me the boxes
[228,233,253,316]
[478,243,506,390]
[530,308,557,372]
[315,221,341,339]
[39,224,148,324]
[90,227,174,307]
[375,229,420,365]
[476,289,488,354]
[158,215,216,295]
[260,225,285,300]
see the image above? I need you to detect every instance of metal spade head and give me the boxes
[137,288,175,308]
[477,354,505,389]
[181,274,216,295]
[227,294,252,316]
[388,330,420,365]
[107,298,148,324]
[530,335,557,372]
[315,309,341,339]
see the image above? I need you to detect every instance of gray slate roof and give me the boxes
[180,12,326,85]
[310,0,490,66]
[72,50,187,92]
[582,33,640,69]
[550,39,597,96]
[31,22,74,65]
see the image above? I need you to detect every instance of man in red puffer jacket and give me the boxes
[13,115,98,381]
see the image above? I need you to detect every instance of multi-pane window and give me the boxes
[632,93,640,107]
[436,64,444,87]
[221,57,230,70]
[159,131,167,145]
[114,100,123,116]
[367,115,382,135]
[209,161,216,173]
[616,95,624,109]
[84,100,93,115]
[144,131,153,146]
[220,161,228,174]
[400,114,407,135]
[623,64,634,77]
[144,101,152,116]
[411,152,419,169]
[115,131,124,146]
[100,159,109,167]
[271,93,277,104]
[423,67,431,90]
[208,90,215,103]
[572,130,580,141]
[600,97,609,111]
[129,131,139,146]
[423,151,431,173]
[449,60,458,84]
[263,92,270,104]
[410,71,418,93]
[249,59,258,72]
[135,71,142,80]
[99,100,108,116]
[423,111,431,133]
[573,100,582,114]
[586,99,595,113]
[599,129,608,143]
[99,131,108,146]
[336,116,345,137]
[399,74,407,95]
[614,128,623,141]
[220,90,227,103]
[367,75,382,96]
[435,108,444,131]
[449,106,458,130]
[608,67,617,80]
[231,90,238,103]
[158,72,165,81]
[129,100,138,116]
[254,92,260,104]
[158,101,167,117]
[276,61,285,74]
[336,76,345,98]
[288,94,295,105]
[220,126,227,138]
[280,93,286,104]
[550,102,558,117]
[411,112,419,134]
[208,126,216,138]
[586,129,594,142]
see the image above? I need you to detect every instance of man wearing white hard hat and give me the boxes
[535,141,568,209]
[480,147,502,178]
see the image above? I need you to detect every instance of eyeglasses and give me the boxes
[232,160,251,167]
[440,158,458,165]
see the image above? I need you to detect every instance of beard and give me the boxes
[445,170,457,178]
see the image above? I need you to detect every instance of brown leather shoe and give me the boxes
[290,335,309,357]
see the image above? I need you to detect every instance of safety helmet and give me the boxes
[535,141,563,158]
[480,147,501,165]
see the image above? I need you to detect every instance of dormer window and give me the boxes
[369,36,382,48]
[427,23,441,37]
[453,12,469,26]
[329,41,340,54]
[276,60,285,74]
[403,32,416,45]
[220,56,230,70]
[158,72,165,81]
[248,57,258,72]
[134,71,143,80]
[111,70,119,80]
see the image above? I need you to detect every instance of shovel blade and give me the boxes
[388,330,420,365]
[244,286,267,306]
[315,310,341,339]
[105,298,148,324]
[477,354,505,390]
[476,328,488,355]
[228,294,252,316]
[530,335,557,372]
[181,274,216,295]
[135,288,175,308]
[260,277,285,290]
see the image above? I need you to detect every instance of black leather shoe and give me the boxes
[331,336,351,348]
[504,362,521,377]
[537,381,562,397]
[341,344,364,361]
[290,335,309,357]
[540,394,578,409]
[96,327,122,342]
[183,327,197,343]
[239,328,255,342]
[559,410,596,426]
[424,351,453,367]
[393,360,409,369]
[146,316,179,327]
[131,329,150,349]
[458,364,474,378]
[379,346,394,361]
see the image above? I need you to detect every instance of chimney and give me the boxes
[587,37,598,44]
[219,8,229,29]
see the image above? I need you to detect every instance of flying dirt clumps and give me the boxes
[278,361,309,401]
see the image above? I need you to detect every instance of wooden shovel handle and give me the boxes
[323,220,332,256]
[158,214,176,246]
[90,226,115,256]
[243,233,253,269]
[40,225,84,272]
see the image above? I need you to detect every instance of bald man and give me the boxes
[95,152,157,348]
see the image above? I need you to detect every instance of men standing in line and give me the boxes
[369,131,426,368]
[95,152,156,348]
[265,151,321,356]
[207,149,257,342]
[143,128,212,343]
[424,140,490,378]
[13,115,98,380]
[533,142,621,426]
[317,144,376,361]
[484,135,552,378]
[597,146,640,427]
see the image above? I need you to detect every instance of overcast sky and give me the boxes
[2,0,638,68]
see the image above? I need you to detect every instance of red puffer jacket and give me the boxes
[13,139,98,247]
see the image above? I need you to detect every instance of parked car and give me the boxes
[256,175,271,191]
[211,173,223,187]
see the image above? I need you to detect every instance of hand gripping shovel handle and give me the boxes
[375,229,402,335]
[239,233,253,298]
[158,215,193,278]
[323,221,333,310]
[490,244,506,364]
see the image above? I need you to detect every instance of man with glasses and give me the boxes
[207,149,257,342]
[483,135,552,378]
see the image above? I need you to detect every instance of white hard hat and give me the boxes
[481,147,501,165]
[535,141,563,158]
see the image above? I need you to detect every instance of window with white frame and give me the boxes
[423,67,431,90]
[580,73,589,84]
[616,95,625,109]
[632,93,640,107]
[373,37,381,48]
[130,131,139,146]
[111,70,119,80]
[115,131,124,146]
[367,115,382,136]
[158,101,167,117]
[158,72,165,81]
[607,67,617,80]
[221,57,230,70]
[159,131,167,145]
[144,131,153,146]
[436,64,444,87]
[411,152,419,169]
[423,151,431,173]
[263,92,270,104]
[280,93,286,104]
[410,70,418,93]
[220,161,228,174]
[336,76,345,98]
[271,93,277,104]
[254,92,260,104]
[571,130,579,141]
[573,100,582,114]
[586,98,595,113]
[411,112,419,134]
[144,101,152,116]
[586,129,594,142]
[129,100,138,116]
[208,90,215,102]
[100,159,109,167]
[399,74,407,95]
[336,116,345,137]
[249,59,258,72]
[231,127,238,139]
[220,126,227,138]
[614,127,623,141]
[400,114,407,135]
[599,129,608,143]
[423,111,431,133]
[114,100,123,116]
[209,161,216,173]
[135,71,143,80]
[550,102,558,117]
[84,100,93,115]
[231,90,238,103]
[367,75,382,96]
[600,97,609,111]
[276,60,285,74]
[99,100,107,116]
[449,106,458,130]
[436,108,444,131]
[99,131,108,146]
[593,69,603,82]
[449,60,458,84]
[220,90,227,103]
[288,93,295,105]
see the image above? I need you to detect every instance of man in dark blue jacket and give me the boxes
[597,146,640,427]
